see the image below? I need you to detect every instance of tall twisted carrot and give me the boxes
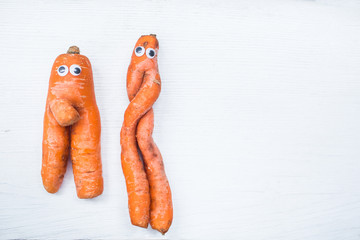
[121,35,173,234]
[42,46,103,199]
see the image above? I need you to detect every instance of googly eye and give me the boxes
[146,48,156,59]
[135,46,145,57]
[57,65,68,76]
[70,64,81,76]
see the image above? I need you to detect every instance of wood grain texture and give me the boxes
[1,0,360,239]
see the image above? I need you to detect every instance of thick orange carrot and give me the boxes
[42,46,103,199]
[121,35,173,234]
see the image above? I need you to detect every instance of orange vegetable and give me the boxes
[121,35,173,234]
[42,46,103,199]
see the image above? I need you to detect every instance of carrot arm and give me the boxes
[49,98,80,127]
[127,64,145,101]
[123,78,160,127]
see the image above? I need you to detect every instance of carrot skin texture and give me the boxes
[137,109,173,234]
[42,109,69,193]
[71,106,103,199]
[122,35,173,233]
[120,127,150,228]
[42,47,103,198]
[49,99,80,127]
[121,79,160,228]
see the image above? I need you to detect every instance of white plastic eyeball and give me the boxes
[135,46,145,57]
[70,64,81,76]
[146,48,156,59]
[57,65,68,76]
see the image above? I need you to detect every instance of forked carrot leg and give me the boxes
[42,108,70,193]
[137,109,173,234]
[71,107,103,199]
[121,82,160,228]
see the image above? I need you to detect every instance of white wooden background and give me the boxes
[1,0,360,239]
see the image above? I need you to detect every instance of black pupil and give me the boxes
[149,50,155,57]
[74,67,81,74]
[59,66,65,73]
[136,47,142,53]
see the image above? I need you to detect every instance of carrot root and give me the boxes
[121,35,173,233]
[42,46,103,198]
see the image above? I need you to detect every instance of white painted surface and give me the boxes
[1,0,360,239]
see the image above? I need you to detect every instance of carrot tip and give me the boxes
[67,46,80,54]
[131,220,149,229]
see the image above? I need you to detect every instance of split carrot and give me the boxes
[42,46,103,199]
[121,35,173,234]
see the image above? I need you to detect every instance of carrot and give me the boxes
[121,35,173,234]
[42,46,103,199]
